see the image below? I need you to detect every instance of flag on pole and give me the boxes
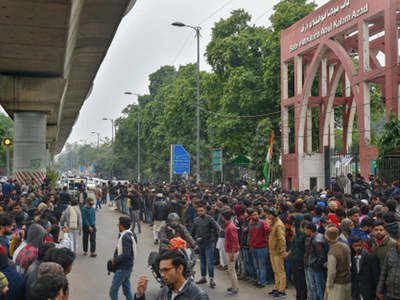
[263,131,274,191]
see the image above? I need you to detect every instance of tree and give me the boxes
[112,1,318,181]
[377,117,400,159]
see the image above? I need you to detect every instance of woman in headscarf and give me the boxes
[15,223,46,274]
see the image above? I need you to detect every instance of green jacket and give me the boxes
[372,236,396,267]
[289,214,306,261]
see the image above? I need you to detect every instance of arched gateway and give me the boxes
[281,0,400,191]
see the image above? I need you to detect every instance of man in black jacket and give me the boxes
[191,204,219,288]
[59,186,71,213]
[304,222,328,300]
[152,194,170,245]
[134,250,209,300]
[109,216,137,300]
[350,236,380,300]
[127,190,141,234]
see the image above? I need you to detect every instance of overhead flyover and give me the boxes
[0,0,136,184]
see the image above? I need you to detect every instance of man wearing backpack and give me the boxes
[60,198,82,253]
[152,193,170,245]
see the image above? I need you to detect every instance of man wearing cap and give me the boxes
[327,201,339,227]
[325,226,351,300]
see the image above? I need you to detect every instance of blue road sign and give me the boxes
[172,145,190,175]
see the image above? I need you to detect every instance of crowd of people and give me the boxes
[120,174,400,299]
[0,172,400,299]
[0,178,83,300]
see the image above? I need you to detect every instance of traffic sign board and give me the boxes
[172,145,190,175]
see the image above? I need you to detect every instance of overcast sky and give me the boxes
[67,0,327,147]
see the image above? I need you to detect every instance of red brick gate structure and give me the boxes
[281,0,400,191]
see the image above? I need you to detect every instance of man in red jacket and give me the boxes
[249,209,270,288]
[222,209,240,296]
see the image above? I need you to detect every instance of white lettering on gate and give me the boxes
[290,1,368,53]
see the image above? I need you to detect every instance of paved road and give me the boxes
[68,207,296,299]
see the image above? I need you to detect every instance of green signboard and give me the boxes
[30,158,42,169]
[371,159,377,175]
[212,150,222,172]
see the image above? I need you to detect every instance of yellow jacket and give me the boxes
[268,218,286,257]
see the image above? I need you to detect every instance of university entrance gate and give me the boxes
[280,0,400,191]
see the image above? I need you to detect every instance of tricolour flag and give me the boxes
[263,131,274,191]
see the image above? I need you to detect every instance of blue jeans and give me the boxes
[129,209,141,233]
[284,242,291,285]
[252,247,268,285]
[144,204,152,223]
[110,268,133,300]
[110,194,115,204]
[121,198,127,214]
[199,244,215,279]
[96,198,102,210]
[241,248,256,279]
[305,268,325,300]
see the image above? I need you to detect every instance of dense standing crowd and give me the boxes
[114,174,400,299]
[0,172,400,299]
[0,178,85,300]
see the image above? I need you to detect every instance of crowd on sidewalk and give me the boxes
[0,178,83,299]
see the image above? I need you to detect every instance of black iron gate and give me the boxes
[328,147,360,191]
[377,155,400,184]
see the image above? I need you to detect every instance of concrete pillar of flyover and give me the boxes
[13,112,47,186]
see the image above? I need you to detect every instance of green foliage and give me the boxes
[46,167,59,189]
[109,1,318,181]
[269,0,317,32]
[377,117,400,159]
[55,141,120,179]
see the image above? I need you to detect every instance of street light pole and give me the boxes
[103,118,115,178]
[137,98,140,183]
[6,147,10,177]
[172,22,201,183]
[124,92,141,182]
[91,132,100,149]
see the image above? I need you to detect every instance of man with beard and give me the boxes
[0,215,13,255]
[371,221,396,268]
[350,236,380,300]
[134,250,209,300]
[192,204,219,289]
[377,232,400,300]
